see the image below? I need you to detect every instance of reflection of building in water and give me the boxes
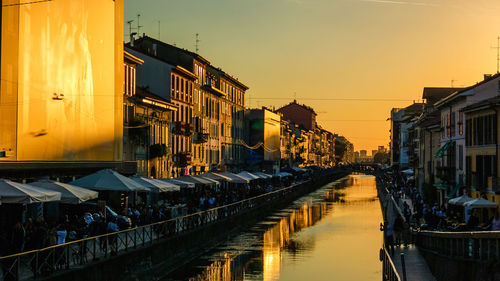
[186,201,330,281]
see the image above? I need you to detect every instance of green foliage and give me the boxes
[149,144,167,159]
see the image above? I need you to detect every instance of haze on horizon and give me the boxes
[125,0,500,152]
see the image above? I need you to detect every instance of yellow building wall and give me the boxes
[1,0,123,161]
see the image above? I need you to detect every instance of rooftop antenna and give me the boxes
[137,14,143,36]
[158,20,161,40]
[195,33,200,53]
[492,36,500,73]
[451,79,455,88]
[127,19,134,37]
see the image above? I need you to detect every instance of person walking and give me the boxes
[491,211,500,231]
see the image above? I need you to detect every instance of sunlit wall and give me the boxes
[0,0,124,162]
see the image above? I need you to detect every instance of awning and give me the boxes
[434,140,454,158]
[30,179,98,204]
[446,184,461,199]
[0,179,62,204]
[433,181,448,190]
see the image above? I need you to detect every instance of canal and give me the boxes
[163,174,383,281]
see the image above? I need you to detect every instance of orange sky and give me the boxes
[125,0,500,151]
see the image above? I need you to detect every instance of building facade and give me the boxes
[1,0,125,179]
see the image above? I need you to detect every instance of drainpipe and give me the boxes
[494,107,499,193]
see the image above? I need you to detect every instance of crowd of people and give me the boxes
[370,166,500,254]
[0,172,305,259]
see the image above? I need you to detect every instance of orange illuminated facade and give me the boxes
[0,0,124,176]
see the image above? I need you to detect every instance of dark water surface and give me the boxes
[163,174,382,281]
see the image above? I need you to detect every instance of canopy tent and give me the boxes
[202,172,233,182]
[463,198,498,208]
[237,171,261,180]
[30,179,98,204]
[159,178,195,189]
[130,176,180,193]
[448,194,474,206]
[217,172,250,184]
[0,179,61,204]
[435,140,454,158]
[70,169,146,192]
[253,172,273,179]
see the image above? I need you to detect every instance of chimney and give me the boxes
[130,32,137,47]
[484,74,493,80]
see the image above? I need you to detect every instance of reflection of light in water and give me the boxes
[180,176,376,281]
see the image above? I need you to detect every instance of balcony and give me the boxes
[172,121,194,136]
[193,131,209,144]
[173,152,192,167]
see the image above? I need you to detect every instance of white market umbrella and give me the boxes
[218,172,250,184]
[448,194,473,206]
[463,198,498,208]
[253,172,273,179]
[70,169,146,192]
[202,172,233,182]
[160,178,195,189]
[30,179,98,204]
[149,178,180,192]
[131,176,179,193]
[0,179,61,204]
[238,171,261,180]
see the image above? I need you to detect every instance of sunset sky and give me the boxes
[124,0,500,152]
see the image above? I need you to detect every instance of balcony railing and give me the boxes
[192,131,209,144]
[172,122,193,136]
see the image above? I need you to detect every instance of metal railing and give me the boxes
[0,170,341,281]
[416,230,500,261]
[381,246,401,281]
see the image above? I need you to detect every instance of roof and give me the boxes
[416,111,440,128]
[278,100,317,115]
[436,73,500,107]
[130,36,211,65]
[128,36,249,90]
[422,87,463,105]
[461,95,500,113]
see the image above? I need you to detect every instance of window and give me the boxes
[459,145,463,170]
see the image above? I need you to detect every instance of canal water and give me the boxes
[164,174,383,281]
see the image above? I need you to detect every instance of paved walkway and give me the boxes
[391,245,436,281]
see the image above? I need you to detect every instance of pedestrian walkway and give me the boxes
[391,245,436,281]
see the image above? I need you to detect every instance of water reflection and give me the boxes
[166,174,382,281]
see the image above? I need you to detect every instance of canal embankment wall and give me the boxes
[43,169,350,281]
